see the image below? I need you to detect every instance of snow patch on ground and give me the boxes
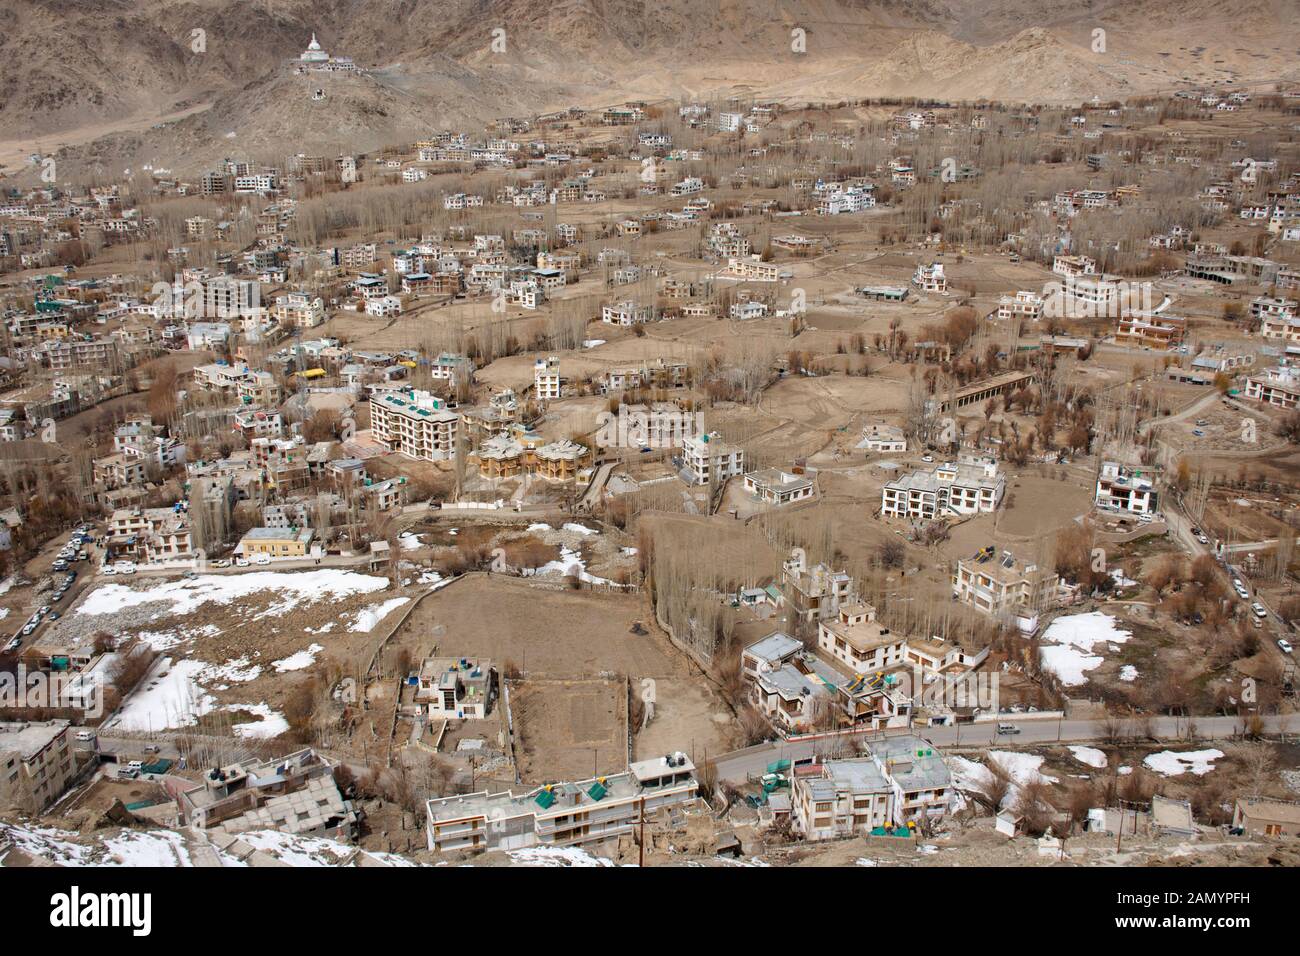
[1068,745,1108,769]
[105,658,215,732]
[950,751,1057,809]
[348,597,411,633]
[103,829,192,867]
[1143,749,1224,777]
[1038,612,1132,686]
[507,845,616,867]
[521,547,619,586]
[1119,665,1138,682]
[273,644,324,673]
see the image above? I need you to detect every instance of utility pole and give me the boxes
[638,795,646,868]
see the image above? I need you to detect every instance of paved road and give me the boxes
[712,714,1291,782]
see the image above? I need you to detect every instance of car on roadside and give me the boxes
[4,637,20,652]
[1279,638,1295,655]
[100,564,116,576]
[214,559,230,569]
[996,723,1021,735]
[254,554,271,566]
[235,557,250,568]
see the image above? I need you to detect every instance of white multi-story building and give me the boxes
[1094,460,1158,514]
[996,290,1044,322]
[681,431,744,486]
[1245,365,1300,410]
[368,389,459,461]
[602,301,653,326]
[881,455,1004,519]
[792,737,953,839]
[534,356,561,401]
[817,184,875,215]
[1052,255,1097,279]
[425,753,697,854]
[952,552,1060,618]
[275,292,325,329]
[911,262,947,293]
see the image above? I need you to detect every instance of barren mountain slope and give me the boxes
[3,0,1297,175]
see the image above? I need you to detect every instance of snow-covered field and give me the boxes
[1038,612,1132,686]
[77,569,393,620]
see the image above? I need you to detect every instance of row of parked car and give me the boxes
[52,528,94,573]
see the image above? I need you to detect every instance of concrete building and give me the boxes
[1245,364,1300,410]
[534,356,562,401]
[1232,798,1300,837]
[859,422,907,453]
[1095,461,1158,514]
[0,720,73,813]
[176,748,357,842]
[881,455,1005,519]
[425,753,698,853]
[414,657,496,720]
[369,388,460,461]
[780,551,857,627]
[743,468,814,506]
[238,526,315,559]
[681,431,744,486]
[953,551,1060,618]
[791,738,953,839]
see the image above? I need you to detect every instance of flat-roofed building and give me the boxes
[681,431,744,486]
[425,752,697,854]
[414,657,496,720]
[953,551,1060,618]
[743,468,814,505]
[238,526,314,559]
[0,720,73,813]
[369,388,459,461]
[1095,460,1158,513]
[1245,364,1300,410]
[881,455,1004,519]
[791,737,953,839]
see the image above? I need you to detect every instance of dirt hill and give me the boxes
[3,0,1297,174]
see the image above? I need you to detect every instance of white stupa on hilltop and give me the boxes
[295,32,356,72]
[301,33,329,63]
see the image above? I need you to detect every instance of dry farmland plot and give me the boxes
[509,676,626,783]
[396,575,742,771]
[394,574,681,676]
